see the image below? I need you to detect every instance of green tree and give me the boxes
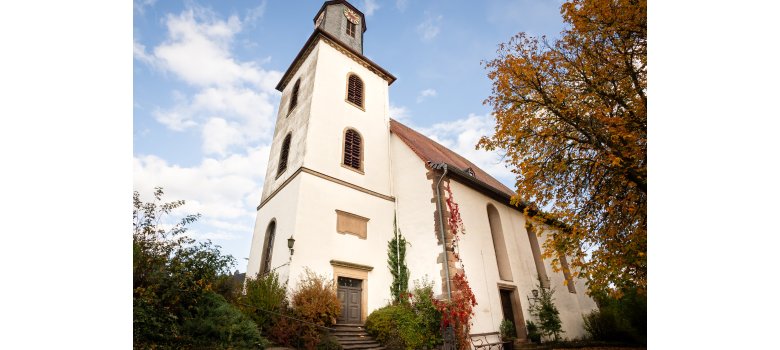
[479,0,647,297]
[388,215,410,304]
[528,279,563,342]
[133,187,257,348]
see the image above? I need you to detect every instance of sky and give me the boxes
[133,0,568,272]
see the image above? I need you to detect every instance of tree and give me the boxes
[387,215,410,304]
[479,0,646,296]
[133,187,251,348]
[528,279,563,342]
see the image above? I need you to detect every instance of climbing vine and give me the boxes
[432,182,477,349]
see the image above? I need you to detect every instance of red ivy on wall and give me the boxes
[432,182,477,349]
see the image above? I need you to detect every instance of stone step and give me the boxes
[338,338,379,345]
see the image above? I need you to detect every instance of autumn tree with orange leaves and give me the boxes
[479,0,646,297]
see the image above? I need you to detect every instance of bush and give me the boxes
[525,320,541,343]
[409,278,443,348]
[366,278,442,350]
[527,279,563,341]
[290,268,341,350]
[267,312,302,347]
[583,287,646,344]
[181,291,268,349]
[499,319,517,341]
[133,188,237,348]
[241,271,288,335]
[365,305,425,350]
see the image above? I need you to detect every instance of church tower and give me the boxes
[246,1,397,324]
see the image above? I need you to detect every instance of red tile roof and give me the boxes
[389,119,516,198]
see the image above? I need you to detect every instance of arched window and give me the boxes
[277,133,291,177]
[260,220,276,275]
[346,74,364,108]
[343,128,362,171]
[288,79,300,115]
[487,204,513,281]
[526,223,550,288]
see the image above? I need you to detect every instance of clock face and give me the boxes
[344,8,360,25]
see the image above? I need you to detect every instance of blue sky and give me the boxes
[133,0,567,272]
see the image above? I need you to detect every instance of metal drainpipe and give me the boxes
[434,163,452,300]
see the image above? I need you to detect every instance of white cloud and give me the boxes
[396,0,408,12]
[134,0,157,15]
[417,13,442,42]
[416,88,437,103]
[389,104,411,123]
[134,145,270,221]
[243,1,267,25]
[135,5,282,153]
[363,0,380,16]
[419,114,514,187]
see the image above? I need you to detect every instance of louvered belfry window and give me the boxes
[277,133,291,177]
[343,129,362,170]
[347,74,363,108]
[289,79,300,115]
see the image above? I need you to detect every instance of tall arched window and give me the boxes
[277,133,291,177]
[487,204,513,281]
[260,220,276,275]
[346,74,364,108]
[343,128,362,172]
[288,79,300,115]
[526,223,550,288]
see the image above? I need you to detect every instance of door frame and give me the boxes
[497,283,527,341]
[331,260,373,323]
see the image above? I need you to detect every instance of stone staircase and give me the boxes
[330,324,385,350]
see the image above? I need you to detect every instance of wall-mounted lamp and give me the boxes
[287,236,296,256]
[532,289,539,298]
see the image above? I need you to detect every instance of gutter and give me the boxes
[431,162,452,300]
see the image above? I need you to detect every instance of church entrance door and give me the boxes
[337,277,362,324]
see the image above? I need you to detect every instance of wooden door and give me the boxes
[337,277,362,324]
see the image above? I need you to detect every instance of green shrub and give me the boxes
[409,278,442,348]
[365,305,425,350]
[241,271,288,335]
[583,287,646,344]
[499,319,517,341]
[525,320,541,343]
[181,291,267,349]
[290,268,341,350]
[316,332,343,350]
[527,279,563,341]
[267,312,302,347]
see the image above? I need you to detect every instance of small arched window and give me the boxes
[343,129,362,171]
[288,79,300,115]
[277,133,291,177]
[260,221,276,275]
[346,74,364,108]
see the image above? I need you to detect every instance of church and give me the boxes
[246,0,597,341]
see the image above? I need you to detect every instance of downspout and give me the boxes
[434,163,452,300]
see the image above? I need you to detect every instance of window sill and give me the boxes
[345,99,365,111]
[341,163,364,175]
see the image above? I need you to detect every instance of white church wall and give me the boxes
[285,171,396,316]
[388,134,443,295]
[260,44,321,203]
[447,179,596,339]
[303,41,392,197]
[246,175,304,283]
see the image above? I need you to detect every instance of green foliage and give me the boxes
[583,287,646,344]
[316,332,343,350]
[525,320,541,343]
[365,305,425,350]
[290,268,341,350]
[527,279,563,342]
[499,319,517,341]
[366,279,442,350]
[181,291,268,349]
[133,187,252,348]
[388,215,410,304]
[241,271,288,335]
